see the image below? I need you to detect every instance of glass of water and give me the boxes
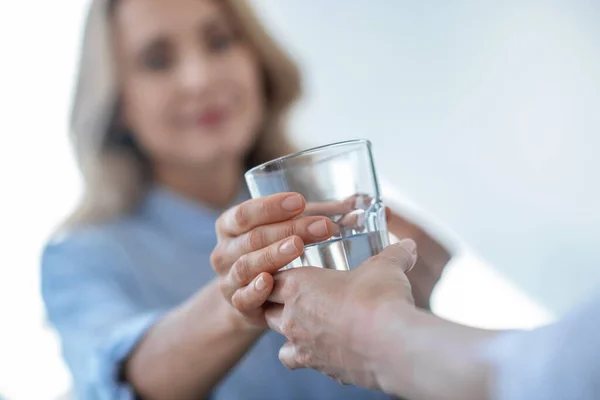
[244,139,389,271]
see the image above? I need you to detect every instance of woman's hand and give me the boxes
[210,192,336,328]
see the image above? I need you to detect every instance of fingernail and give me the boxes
[282,194,303,212]
[280,237,299,255]
[399,239,417,255]
[279,343,295,360]
[255,275,267,291]
[307,220,329,237]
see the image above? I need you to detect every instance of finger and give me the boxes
[279,341,302,370]
[386,207,410,226]
[304,194,372,217]
[364,239,417,273]
[216,193,305,238]
[268,267,321,304]
[268,269,294,304]
[227,236,304,294]
[385,207,420,238]
[239,217,335,253]
[215,217,336,271]
[264,303,284,334]
[231,272,274,313]
[303,199,353,217]
[337,210,362,229]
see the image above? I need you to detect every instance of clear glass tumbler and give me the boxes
[244,139,389,270]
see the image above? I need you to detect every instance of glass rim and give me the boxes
[245,139,372,177]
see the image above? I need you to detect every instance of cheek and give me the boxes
[232,52,265,135]
[121,82,175,157]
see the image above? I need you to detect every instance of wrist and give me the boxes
[370,304,499,399]
[365,301,419,395]
[227,305,266,335]
[204,279,266,338]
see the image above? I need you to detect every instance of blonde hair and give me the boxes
[64,0,301,229]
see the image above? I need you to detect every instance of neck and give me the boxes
[154,158,245,209]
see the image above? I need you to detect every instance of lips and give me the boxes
[197,108,226,127]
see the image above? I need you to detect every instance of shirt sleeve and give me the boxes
[484,294,600,400]
[41,232,165,400]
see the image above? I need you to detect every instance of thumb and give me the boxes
[368,239,417,273]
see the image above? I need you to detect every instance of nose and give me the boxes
[176,52,216,94]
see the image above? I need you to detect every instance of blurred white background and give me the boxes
[2,0,599,398]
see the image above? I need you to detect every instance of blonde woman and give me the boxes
[42,0,451,399]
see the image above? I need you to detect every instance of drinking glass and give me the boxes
[245,139,389,270]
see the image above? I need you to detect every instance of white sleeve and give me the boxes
[484,294,600,400]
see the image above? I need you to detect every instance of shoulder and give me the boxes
[41,218,143,282]
[40,218,150,313]
[44,220,124,258]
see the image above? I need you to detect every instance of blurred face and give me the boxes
[112,0,264,168]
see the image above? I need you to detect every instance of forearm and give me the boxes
[125,279,264,400]
[373,305,503,400]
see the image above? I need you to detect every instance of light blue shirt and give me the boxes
[41,186,394,400]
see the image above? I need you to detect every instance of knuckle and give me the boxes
[233,204,251,231]
[262,195,285,217]
[261,245,278,268]
[382,253,413,271]
[285,276,301,298]
[210,246,226,272]
[215,214,227,235]
[295,347,312,367]
[283,221,300,237]
[231,290,248,312]
[232,255,251,285]
[246,228,266,251]
[280,317,297,338]
[256,199,270,216]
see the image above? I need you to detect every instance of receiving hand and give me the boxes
[264,240,417,388]
[303,195,452,310]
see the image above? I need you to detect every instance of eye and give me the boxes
[208,32,234,52]
[143,53,171,70]
[140,42,173,71]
